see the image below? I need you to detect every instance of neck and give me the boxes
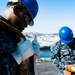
[1,7,13,21]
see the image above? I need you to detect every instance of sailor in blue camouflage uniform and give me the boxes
[50,26,75,75]
[0,0,39,75]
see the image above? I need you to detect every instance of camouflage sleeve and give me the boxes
[50,42,60,68]
[0,30,18,75]
[0,53,18,75]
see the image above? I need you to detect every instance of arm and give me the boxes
[0,30,18,75]
[50,42,60,68]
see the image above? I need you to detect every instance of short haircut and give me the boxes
[6,2,19,8]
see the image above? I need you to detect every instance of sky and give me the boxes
[0,0,75,34]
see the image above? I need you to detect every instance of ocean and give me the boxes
[39,47,50,58]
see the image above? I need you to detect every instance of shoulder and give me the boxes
[51,40,61,49]
[50,40,61,54]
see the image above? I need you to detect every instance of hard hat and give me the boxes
[9,0,39,26]
[59,26,73,44]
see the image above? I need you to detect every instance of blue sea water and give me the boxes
[39,48,50,58]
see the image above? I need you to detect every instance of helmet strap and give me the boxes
[18,0,22,6]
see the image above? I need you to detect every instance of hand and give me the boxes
[64,70,71,75]
[71,64,75,72]
[12,37,34,64]
[65,64,75,72]
[32,38,40,57]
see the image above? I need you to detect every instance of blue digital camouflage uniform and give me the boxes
[0,16,35,75]
[0,16,19,75]
[50,39,75,75]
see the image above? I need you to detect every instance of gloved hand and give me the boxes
[64,70,71,75]
[32,38,40,57]
[12,37,34,64]
[65,64,75,72]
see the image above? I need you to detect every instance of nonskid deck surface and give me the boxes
[36,61,59,75]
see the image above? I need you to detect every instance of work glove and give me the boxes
[12,37,34,64]
[32,38,40,57]
[64,70,71,75]
[65,64,75,72]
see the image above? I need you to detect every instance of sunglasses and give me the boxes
[19,6,34,26]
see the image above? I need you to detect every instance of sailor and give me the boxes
[0,0,39,75]
[50,26,75,75]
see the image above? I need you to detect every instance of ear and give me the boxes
[13,6,20,15]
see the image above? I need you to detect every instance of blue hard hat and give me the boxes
[9,0,39,26]
[21,0,39,26]
[59,26,73,44]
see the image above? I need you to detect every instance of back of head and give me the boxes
[8,0,39,26]
[59,26,73,44]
